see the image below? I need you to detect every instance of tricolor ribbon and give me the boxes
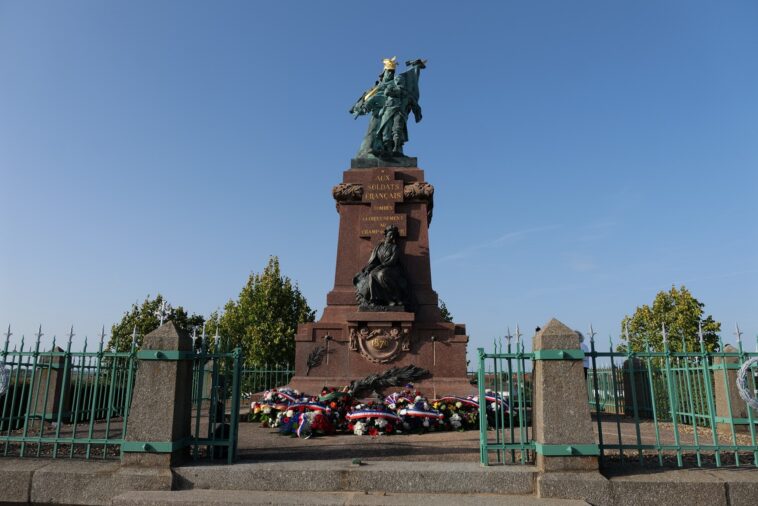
[346,410,402,422]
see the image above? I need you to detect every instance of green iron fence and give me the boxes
[0,326,244,464]
[189,333,242,465]
[0,329,137,459]
[478,335,535,466]
[240,364,294,397]
[587,327,758,468]
[193,362,294,403]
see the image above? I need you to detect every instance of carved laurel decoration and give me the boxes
[404,182,434,225]
[403,182,434,200]
[332,183,363,204]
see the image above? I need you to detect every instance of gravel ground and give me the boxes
[235,412,758,469]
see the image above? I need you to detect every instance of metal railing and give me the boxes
[193,363,294,403]
[189,333,242,464]
[240,364,294,397]
[478,333,535,466]
[587,327,758,468]
[0,328,137,459]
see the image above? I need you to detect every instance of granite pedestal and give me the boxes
[290,164,471,397]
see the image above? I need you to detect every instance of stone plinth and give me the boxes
[622,357,654,419]
[290,164,471,397]
[532,319,598,472]
[31,346,72,424]
[122,322,194,467]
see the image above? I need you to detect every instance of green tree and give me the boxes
[108,294,205,351]
[439,299,454,323]
[620,285,720,352]
[206,256,315,367]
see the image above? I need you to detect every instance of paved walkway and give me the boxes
[237,415,758,467]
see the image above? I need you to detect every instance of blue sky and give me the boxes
[1,1,757,356]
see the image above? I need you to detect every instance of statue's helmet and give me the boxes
[382,56,397,71]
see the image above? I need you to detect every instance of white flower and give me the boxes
[423,402,429,410]
[375,418,387,428]
[414,395,423,402]
[490,402,497,410]
[388,403,396,410]
[455,401,463,409]
[286,410,294,418]
[353,421,366,436]
[262,405,272,414]
[422,419,430,428]
[450,413,462,429]
[399,409,407,416]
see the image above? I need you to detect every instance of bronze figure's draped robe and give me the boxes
[353,228,408,308]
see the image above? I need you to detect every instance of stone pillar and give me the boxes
[713,344,750,433]
[31,346,72,425]
[122,322,194,466]
[532,318,598,472]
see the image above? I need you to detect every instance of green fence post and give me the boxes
[229,347,242,464]
[477,347,488,466]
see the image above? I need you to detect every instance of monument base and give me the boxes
[351,156,418,168]
[290,312,472,398]
[290,163,471,398]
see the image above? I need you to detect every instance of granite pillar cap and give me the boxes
[534,318,581,350]
[143,321,192,352]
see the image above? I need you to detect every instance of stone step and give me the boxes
[173,460,537,496]
[112,489,589,506]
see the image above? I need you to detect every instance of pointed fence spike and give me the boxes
[661,322,668,343]
[65,327,73,352]
[698,321,704,344]
[734,323,743,342]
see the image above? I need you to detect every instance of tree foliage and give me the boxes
[439,299,454,323]
[620,285,720,352]
[205,256,315,367]
[108,294,204,352]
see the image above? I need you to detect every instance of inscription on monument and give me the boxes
[359,169,407,239]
